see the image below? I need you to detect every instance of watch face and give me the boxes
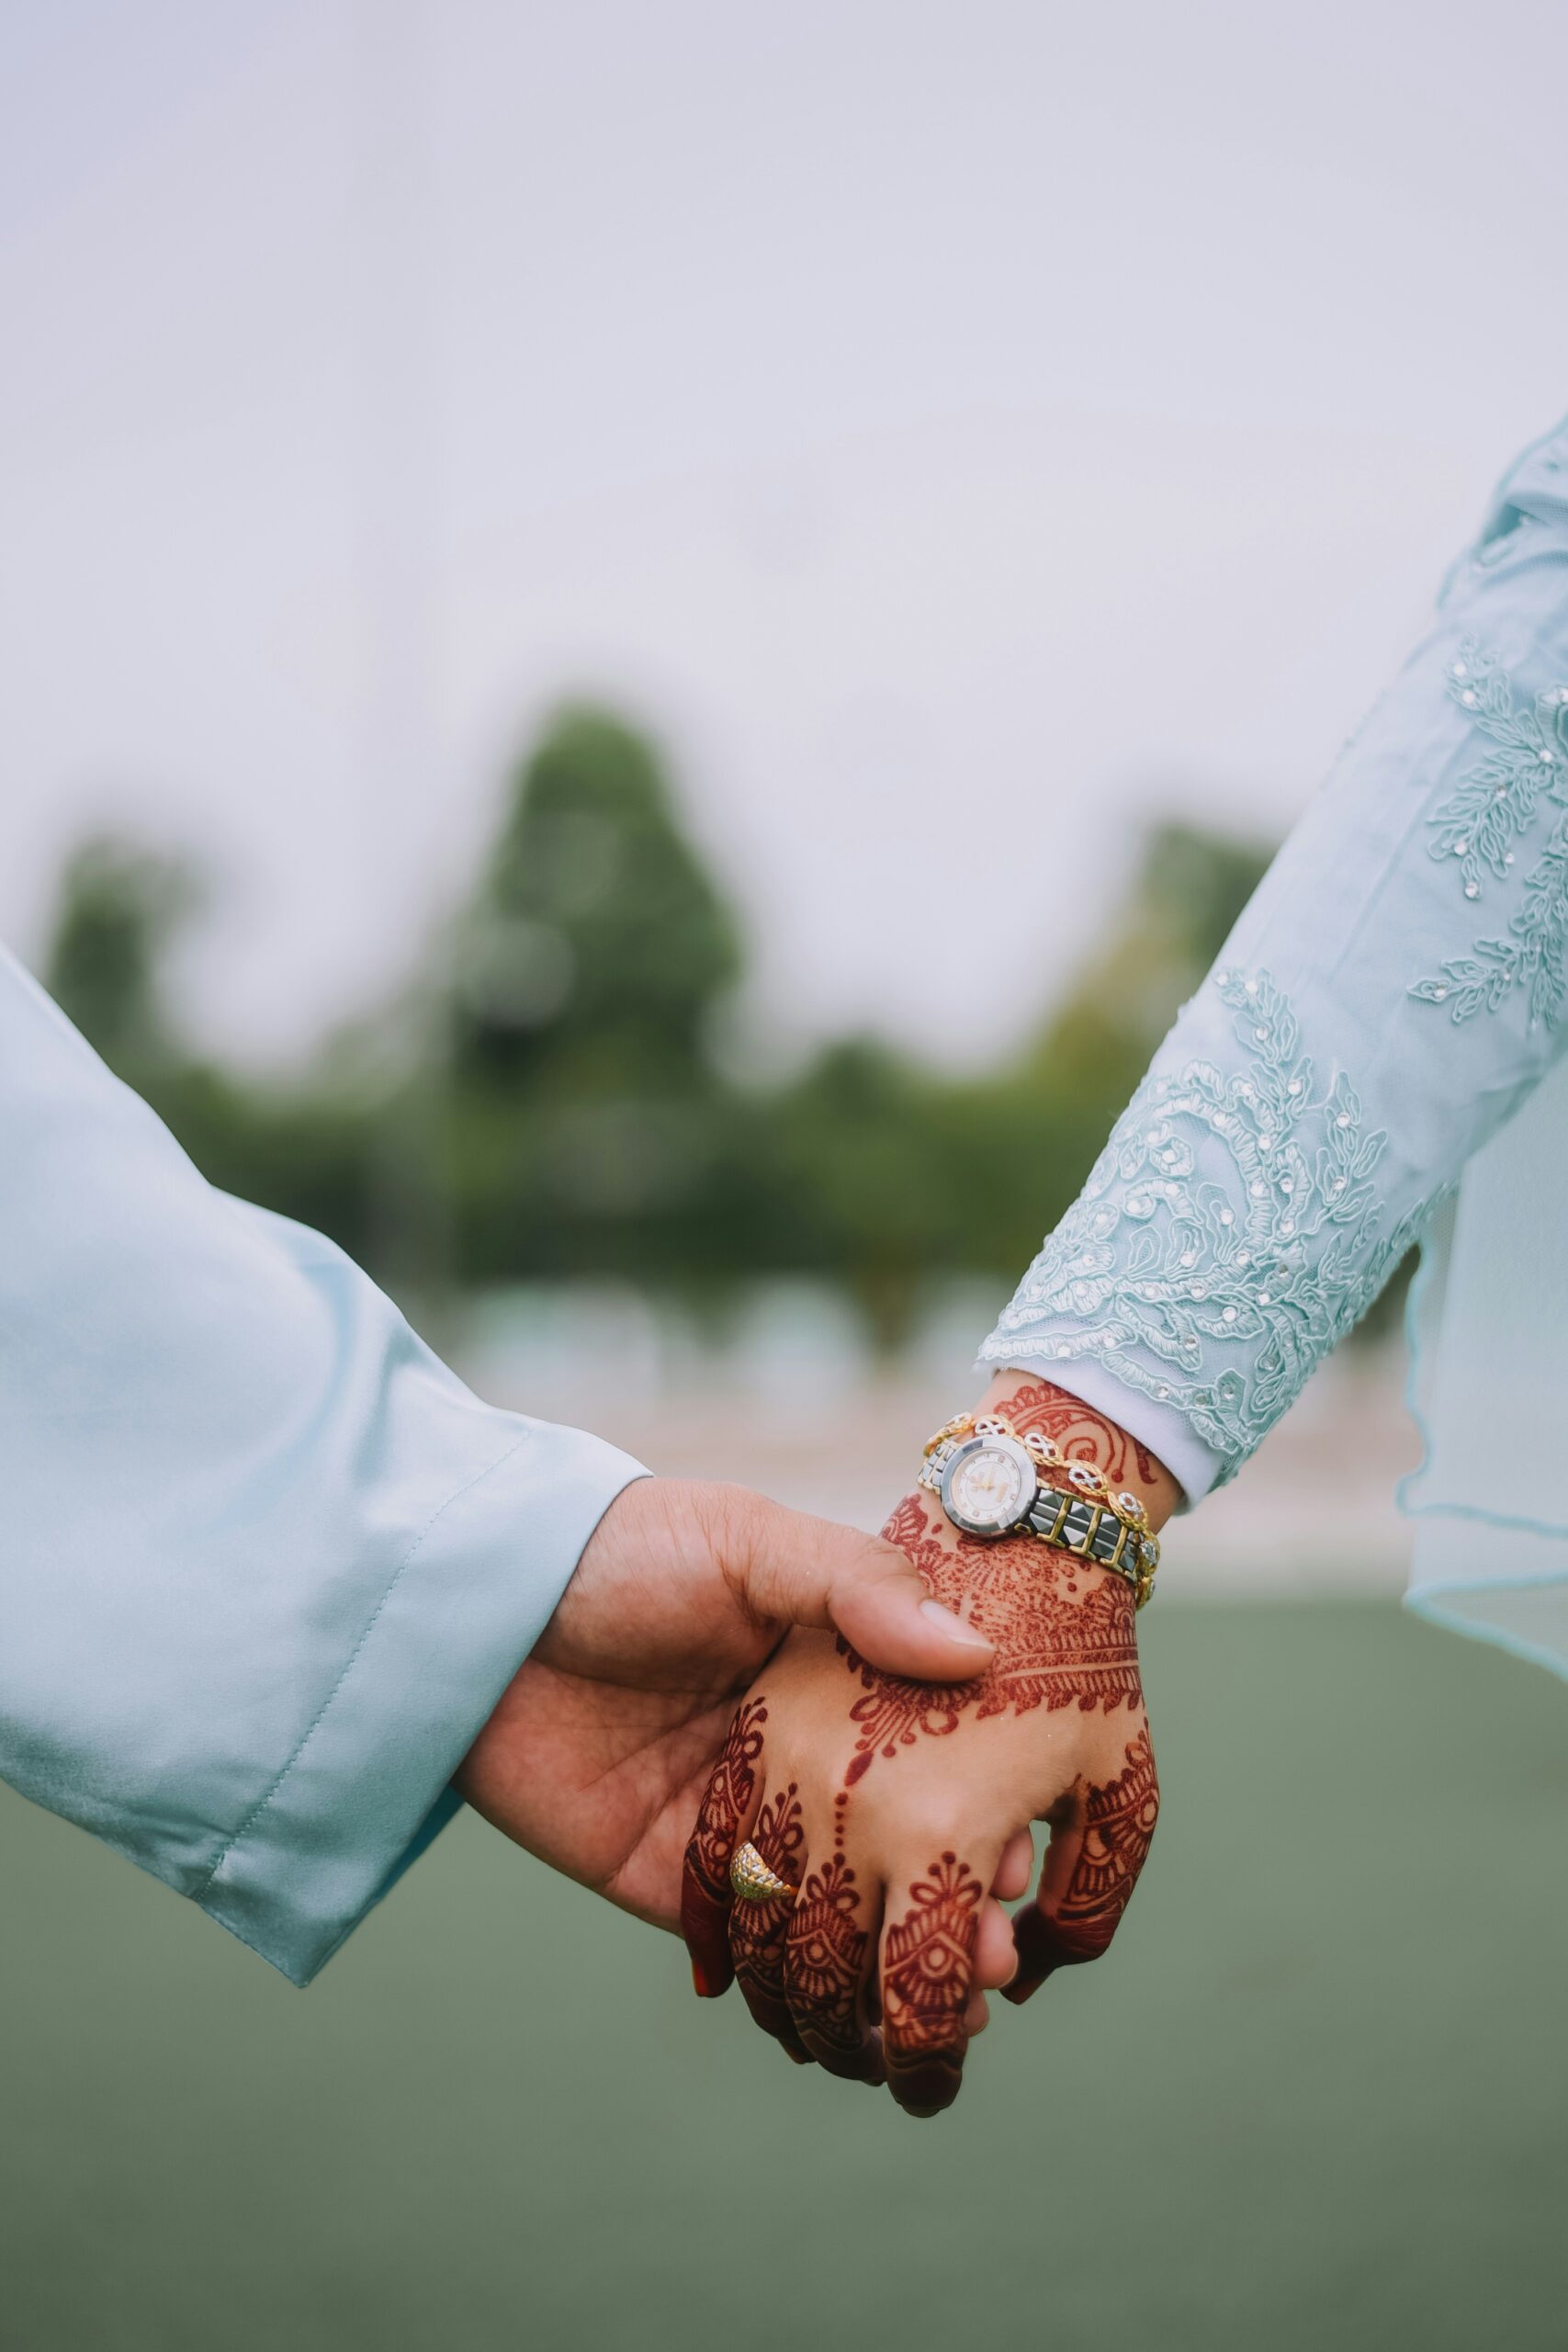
[941,1436,1035,1537]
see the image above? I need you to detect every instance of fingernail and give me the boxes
[919,1599,992,1649]
[691,1960,718,1999]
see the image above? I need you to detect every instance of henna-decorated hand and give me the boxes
[679,1375,1177,2119]
[456,1476,995,1932]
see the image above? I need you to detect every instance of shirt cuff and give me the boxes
[195,1421,648,1985]
[976,1350,1224,1510]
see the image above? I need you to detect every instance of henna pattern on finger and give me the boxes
[998,1377,1162,1489]
[882,1853,982,2047]
[881,1853,983,2112]
[840,1498,1142,1786]
[1008,1728,1160,2001]
[1050,1725,1160,1960]
[680,1697,766,1996]
[785,1851,872,2056]
[729,1783,809,2063]
[682,1697,766,1908]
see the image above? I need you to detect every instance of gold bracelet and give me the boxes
[919,1412,1160,1605]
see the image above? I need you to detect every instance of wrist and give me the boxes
[974,1371,1179,1533]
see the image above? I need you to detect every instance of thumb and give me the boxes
[719,1487,993,1681]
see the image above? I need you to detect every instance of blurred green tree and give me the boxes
[885,820,1280,1319]
[451,706,740,1089]
[43,836,202,1087]
[1021,818,1275,1112]
[35,752,1306,1346]
[750,1037,949,1348]
[440,707,751,1286]
[39,832,378,1262]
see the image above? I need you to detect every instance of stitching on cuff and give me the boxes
[194,1429,535,1901]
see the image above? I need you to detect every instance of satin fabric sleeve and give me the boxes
[980,409,1568,1501]
[0,947,646,1984]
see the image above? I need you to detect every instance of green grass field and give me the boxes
[2,1600,1563,2352]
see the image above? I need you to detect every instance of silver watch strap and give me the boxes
[1025,1487,1156,1584]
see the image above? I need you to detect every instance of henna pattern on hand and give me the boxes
[784,1849,874,2070]
[881,1852,983,2115]
[680,1696,766,1997]
[1007,1727,1160,2002]
[729,1782,809,2064]
[684,1698,766,1907]
[998,1376,1162,1489]
[840,1498,1142,1786]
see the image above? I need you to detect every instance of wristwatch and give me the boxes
[918,1413,1160,1607]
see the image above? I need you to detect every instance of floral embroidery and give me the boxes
[1410,639,1568,1029]
[981,972,1438,1476]
[1410,820,1568,1031]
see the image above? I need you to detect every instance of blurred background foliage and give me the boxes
[42,709,1273,1347]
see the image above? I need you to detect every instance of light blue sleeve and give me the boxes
[0,948,647,1984]
[981,410,1568,1500]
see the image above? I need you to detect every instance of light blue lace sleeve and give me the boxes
[981,410,1568,1499]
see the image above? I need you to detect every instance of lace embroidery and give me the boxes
[1409,639,1568,1030]
[1410,820,1568,1030]
[983,972,1437,1474]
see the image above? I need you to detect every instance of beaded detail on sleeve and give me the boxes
[981,972,1438,1478]
[1410,639,1568,1032]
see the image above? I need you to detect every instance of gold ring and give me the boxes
[729,1842,796,1905]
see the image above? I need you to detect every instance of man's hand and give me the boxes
[455,1476,995,1941]
[675,1376,1178,2117]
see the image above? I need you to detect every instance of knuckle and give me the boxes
[909,1806,977,1857]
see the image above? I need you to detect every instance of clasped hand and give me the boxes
[460,1375,1173,2120]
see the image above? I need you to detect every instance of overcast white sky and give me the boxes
[5,0,1568,1069]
